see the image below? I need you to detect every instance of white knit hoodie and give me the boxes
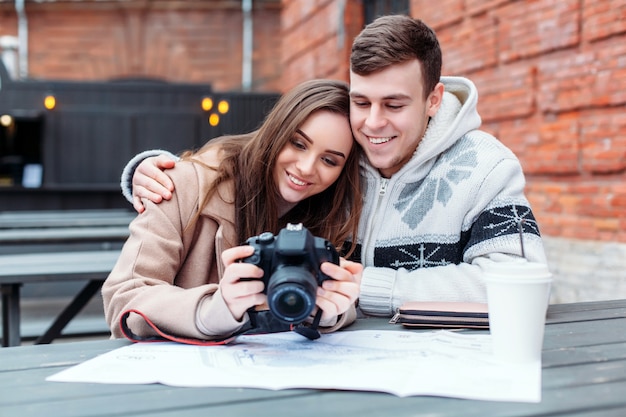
[356,76,547,316]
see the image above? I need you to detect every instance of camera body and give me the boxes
[241,223,339,324]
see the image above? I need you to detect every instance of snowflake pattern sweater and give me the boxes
[354,76,547,317]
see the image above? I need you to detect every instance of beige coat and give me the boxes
[103,147,355,340]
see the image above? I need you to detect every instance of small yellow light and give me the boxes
[0,114,13,127]
[44,95,56,110]
[208,114,220,126]
[201,97,214,112]
[217,100,229,114]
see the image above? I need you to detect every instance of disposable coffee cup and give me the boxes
[484,259,552,363]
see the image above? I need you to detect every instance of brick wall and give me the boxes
[280,0,626,303]
[0,0,281,91]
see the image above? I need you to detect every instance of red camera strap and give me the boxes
[118,308,320,345]
[119,309,238,346]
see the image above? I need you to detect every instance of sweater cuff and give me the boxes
[358,267,396,316]
[120,149,180,204]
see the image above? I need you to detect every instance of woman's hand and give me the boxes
[132,155,177,213]
[220,246,267,321]
[314,258,363,323]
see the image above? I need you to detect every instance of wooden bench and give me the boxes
[0,209,136,229]
[0,226,131,242]
[0,225,130,254]
[0,209,134,254]
[0,250,121,347]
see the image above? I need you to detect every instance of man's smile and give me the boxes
[366,135,395,145]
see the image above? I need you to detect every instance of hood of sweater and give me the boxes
[360,76,482,181]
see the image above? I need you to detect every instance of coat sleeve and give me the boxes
[104,161,246,340]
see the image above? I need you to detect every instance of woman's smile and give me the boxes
[286,171,311,188]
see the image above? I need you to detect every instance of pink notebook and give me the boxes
[390,301,489,329]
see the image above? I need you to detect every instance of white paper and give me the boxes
[47,330,541,403]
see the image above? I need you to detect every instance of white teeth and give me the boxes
[368,136,392,144]
[288,174,307,186]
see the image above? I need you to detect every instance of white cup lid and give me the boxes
[483,259,552,281]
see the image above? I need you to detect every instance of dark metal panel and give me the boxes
[133,111,202,155]
[44,111,132,185]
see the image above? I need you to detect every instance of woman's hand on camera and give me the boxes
[220,246,267,321]
[315,258,363,322]
[132,155,177,213]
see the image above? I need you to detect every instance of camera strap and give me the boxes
[246,308,322,340]
[293,310,322,340]
[119,308,323,345]
[119,309,244,346]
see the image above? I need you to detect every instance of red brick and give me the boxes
[579,108,626,174]
[538,36,626,113]
[466,0,509,16]
[612,194,626,212]
[471,66,535,122]
[523,114,580,175]
[583,0,626,42]
[495,0,580,63]
[410,0,464,29]
[439,13,498,74]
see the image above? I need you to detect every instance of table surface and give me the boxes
[1,299,625,417]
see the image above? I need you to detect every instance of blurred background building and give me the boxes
[0,0,625,304]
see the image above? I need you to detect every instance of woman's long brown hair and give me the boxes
[182,79,363,256]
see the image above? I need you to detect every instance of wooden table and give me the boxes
[1,299,625,416]
[0,250,120,347]
[0,209,133,346]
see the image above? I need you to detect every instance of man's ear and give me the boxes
[426,82,445,117]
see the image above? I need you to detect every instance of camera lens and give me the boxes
[266,266,317,323]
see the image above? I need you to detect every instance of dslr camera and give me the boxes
[240,223,339,324]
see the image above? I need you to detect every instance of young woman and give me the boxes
[103,79,364,342]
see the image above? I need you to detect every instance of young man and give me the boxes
[121,15,546,317]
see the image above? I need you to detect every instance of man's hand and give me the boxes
[132,155,177,213]
[315,258,363,323]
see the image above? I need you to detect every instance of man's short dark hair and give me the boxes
[350,15,442,99]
